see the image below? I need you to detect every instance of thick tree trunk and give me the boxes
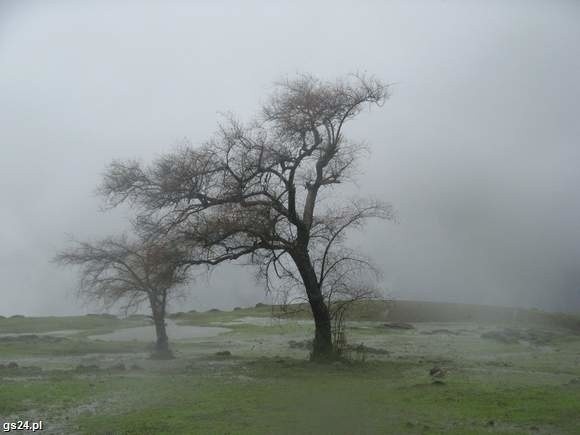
[149,295,173,359]
[292,248,334,361]
[153,316,169,353]
[308,293,333,361]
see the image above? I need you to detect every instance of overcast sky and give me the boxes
[1,0,579,316]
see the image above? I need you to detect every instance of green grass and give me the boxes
[0,374,112,415]
[172,306,274,326]
[0,337,148,357]
[73,359,580,435]
[0,315,147,334]
[2,304,580,434]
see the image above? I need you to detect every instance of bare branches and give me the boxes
[54,234,191,313]
[313,199,396,284]
[263,73,388,140]
[98,75,390,262]
[95,73,392,357]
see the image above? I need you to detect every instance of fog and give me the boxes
[1,0,579,316]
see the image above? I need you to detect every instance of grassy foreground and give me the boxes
[1,302,579,434]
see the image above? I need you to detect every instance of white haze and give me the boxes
[1,0,579,316]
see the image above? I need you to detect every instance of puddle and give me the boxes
[88,320,230,342]
[220,316,313,327]
[0,330,81,338]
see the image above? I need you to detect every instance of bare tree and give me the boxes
[99,74,394,360]
[257,203,394,356]
[54,234,190,358]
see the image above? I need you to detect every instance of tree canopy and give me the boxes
[55,234,190,356]
[98,73,394,359]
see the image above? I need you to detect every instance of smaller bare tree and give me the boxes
[54,234,190,358]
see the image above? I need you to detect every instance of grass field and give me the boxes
[1,301,579,434]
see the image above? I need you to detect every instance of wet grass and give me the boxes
[172,306,274,326]
[0,337,148,357]
[1,304,580,434]
[0,374,110,415]
[69,358,580,434]
[0,315,147,334]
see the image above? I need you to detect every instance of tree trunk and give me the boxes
[153,315,169,353]
[292,248,334,361]
[309,293,333,361]
[149,295,173,358]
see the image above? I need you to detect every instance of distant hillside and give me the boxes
[272,299,580,331]
[382,300,580,329]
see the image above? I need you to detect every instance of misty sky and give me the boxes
[1,0,579,316]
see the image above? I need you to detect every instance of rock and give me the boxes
[7,362,18,369]
[215,350,232,357]
[233,307,242,311]
[383,322,415,330]
[207,308,221,313]
[429,366,447,378]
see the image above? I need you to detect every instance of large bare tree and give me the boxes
[55,234,190,358]
[99,74,394,360]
